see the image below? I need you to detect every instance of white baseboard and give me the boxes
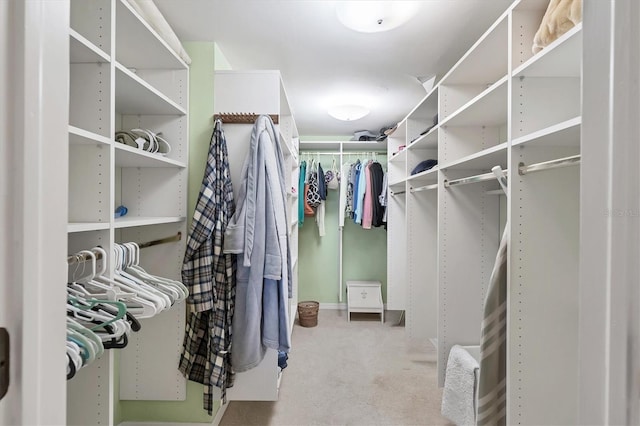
[319,303,388,310]
[119,423,212,426]
[319,302,347,310]
[118,400,228,426]
[212,400,229,426]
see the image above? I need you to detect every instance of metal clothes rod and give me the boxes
[138,231,182,249]
[410,183,438,193]
[518,154,581,175]
[214,113,279,124]
[299,151,386,155]
[444,170,507,188]
[67,232,182,264]
[391,190,406,196]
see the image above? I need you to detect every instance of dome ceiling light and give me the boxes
[327,104,370,121]
[336,1,421,33]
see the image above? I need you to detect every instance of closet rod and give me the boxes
[67,232,182,264]
[391,190,406,196]
[518,154,581,175]
[214,113,279,124]
[138,231,182,249]
[299,151,386,155]
[410,183,438,193]
[444,169,507,188]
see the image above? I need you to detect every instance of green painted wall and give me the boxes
[298,153,388,304]
[119,41,218,424]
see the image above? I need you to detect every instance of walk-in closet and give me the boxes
[2,0,640,425]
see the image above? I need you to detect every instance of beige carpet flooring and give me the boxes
[220,310,453,426]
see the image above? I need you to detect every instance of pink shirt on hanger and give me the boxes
[362,161,374,229]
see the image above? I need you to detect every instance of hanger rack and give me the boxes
[444,169,508,188]
[213,112,279,124]
[410,183,438,193]
[391,189,407,196]
[67,232,182,264]
[518,154,581,175]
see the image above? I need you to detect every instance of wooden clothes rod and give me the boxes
[214,113,279,124]
[67,232,182,264]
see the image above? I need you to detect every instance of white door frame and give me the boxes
[0,0,69,424]
[580,0,640,423]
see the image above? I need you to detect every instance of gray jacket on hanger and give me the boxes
[224,115,291,372]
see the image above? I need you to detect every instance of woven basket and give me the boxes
[297,301,319,327]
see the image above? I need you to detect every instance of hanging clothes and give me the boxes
[380,171,388,224]
[346,160,359,219]
[476,225,508,426]
[370,162,386,228]
[298,160,306,226]
[362,162,374,229]
[223,114,291,372]
[354,159,369,224]
[338,161,350,227]
[178,119,236,414]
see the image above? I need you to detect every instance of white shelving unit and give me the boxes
[213,70,299,401]
[387,0,582,422]
[67,0,189,424]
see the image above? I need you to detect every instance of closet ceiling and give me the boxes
[154,0,514,137]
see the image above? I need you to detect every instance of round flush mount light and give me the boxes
[336,1,421,33]
[328,104,370,121]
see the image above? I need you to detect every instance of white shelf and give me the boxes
[440,14,508,85]
[440,76,508,127]
[114,216,185,228]
[70,29,110,64]
[68,222,110,233]
[114,143,186,168]
[115,0,187,70]
[408,125,438,150]
[513,117,581,148]
[513,24,582,78]
[408,167,439,185]
[389,179,406,190]
[115,62,186,115]
[69,125,112,146]
[405,86,439,121]
[441,142,508,171]
[389,148,407,163]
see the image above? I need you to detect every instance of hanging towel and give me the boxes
[442,345,480,426]
[178,119,236,413]
[476,225,508,425]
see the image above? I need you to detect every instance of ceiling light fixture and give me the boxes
[336,1,421,33]
[327,104,370,121]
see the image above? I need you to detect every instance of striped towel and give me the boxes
[477,225,508,425]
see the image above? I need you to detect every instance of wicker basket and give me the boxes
[297,301,319,327]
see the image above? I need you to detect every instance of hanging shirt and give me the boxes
[370,162,386,228]
[338,162,350,227]
[346,160,359,218]
[362,162,374,229]
[179,119,236,414]
[318,162,326,201]
[354,159,369,225]
[298,161,306,226]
